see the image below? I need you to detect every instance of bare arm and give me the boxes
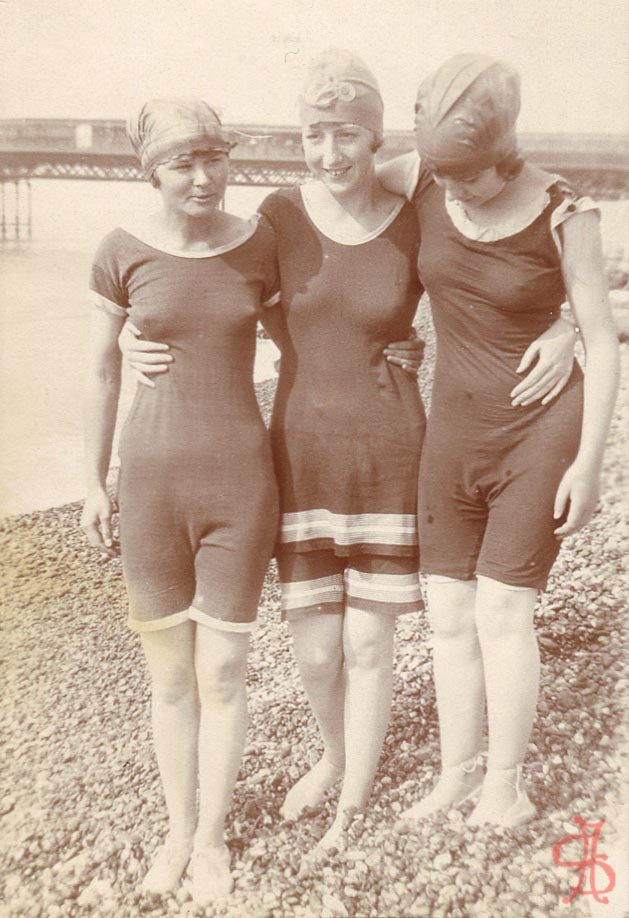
[258,302,288,352]
[553,210,620,536]
[375,151,420,199]
[81,308,126,556]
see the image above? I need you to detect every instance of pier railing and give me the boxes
[1,119,628,239]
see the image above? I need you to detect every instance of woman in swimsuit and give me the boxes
[379,54,619,827]
[82,99,280,902]
[120,53,582,847]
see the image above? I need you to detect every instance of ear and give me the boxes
[371,131,384,153]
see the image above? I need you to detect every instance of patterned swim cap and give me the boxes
[298,48,384,134]
[127,98,237,177]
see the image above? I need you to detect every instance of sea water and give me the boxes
[0,181,274,516]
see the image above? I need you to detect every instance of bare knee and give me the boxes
[297,639,343,683]
[426,577,477,641]
[475,578,537,642]
[195,630,249,706]
[151,662,196,706]
[141,627,196,705]
[344,613,395,671]
[290,615,343,683]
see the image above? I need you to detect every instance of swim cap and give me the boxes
[298,48,384,134]
[127,99,237,177]
[414,54,521,173]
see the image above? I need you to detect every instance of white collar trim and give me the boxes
[118,214,259,258]
[300,184,405,246]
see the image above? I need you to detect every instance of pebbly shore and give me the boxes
[1,315,627,918]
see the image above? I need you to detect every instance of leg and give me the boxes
[318,606,397,850]
[468,575,539,824]
[140,621,198,894]
[191,624,251,902]
[281,613,346,819]
[403,576,485,819]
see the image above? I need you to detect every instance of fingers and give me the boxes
[100,516,115,551]
[82,520,119,558]
[132,368,156,388]
[510,360,546,400]
[384,340,423,353]
[541,374,571,405]
[515,342,537,374]
[126,338,172,353]
[554,504,583,538]
[511,366,564,406]
[385,355,420,375]
[126,322,142,337]
[555,499,595,538]
[128,351,173,365]
[553,477,569,526]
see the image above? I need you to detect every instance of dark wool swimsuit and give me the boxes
[89,219,279,631]
[412,168,594,588]
[259,187,426,618]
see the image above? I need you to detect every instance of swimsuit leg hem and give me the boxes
[282,602,345,622]
[189,606,258,633]
[127,608,191,633]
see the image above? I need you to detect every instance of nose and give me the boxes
[191,162,212,186]
[321,133,342,166]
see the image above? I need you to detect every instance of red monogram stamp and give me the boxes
[552,816,617,905]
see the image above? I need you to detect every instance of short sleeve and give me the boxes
[88,231,130,316]
[550,179,600,255]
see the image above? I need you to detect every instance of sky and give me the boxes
[2,0,628,134]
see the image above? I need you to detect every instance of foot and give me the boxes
[141,835,192,896]
[190,843,233,905]
[316,812,350,853]
[280,757,344,820]
[467,766,536,828]
[401,756,484,820]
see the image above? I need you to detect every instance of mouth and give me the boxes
[323,166,351,180]
[189,193,215,202]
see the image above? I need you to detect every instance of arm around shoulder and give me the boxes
[376,150,421,199]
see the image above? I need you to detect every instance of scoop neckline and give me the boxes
[437,176,564,244]
[299,184,405,246]
[117,214,259,258]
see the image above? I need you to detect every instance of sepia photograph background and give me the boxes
[1,1,628,916]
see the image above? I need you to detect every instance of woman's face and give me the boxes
[153,145,230,218]
[301,122,376,195]
[431,166,506,207]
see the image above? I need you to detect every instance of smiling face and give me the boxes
[153,145,230,219]
[431,165,507,207]
[301,122,377,196]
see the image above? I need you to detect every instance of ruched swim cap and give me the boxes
[127,98,237,177]
[414,54,521,173]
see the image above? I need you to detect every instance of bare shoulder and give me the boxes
[376,151,421,198]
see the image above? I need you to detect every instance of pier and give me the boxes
[1,118,628,239]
